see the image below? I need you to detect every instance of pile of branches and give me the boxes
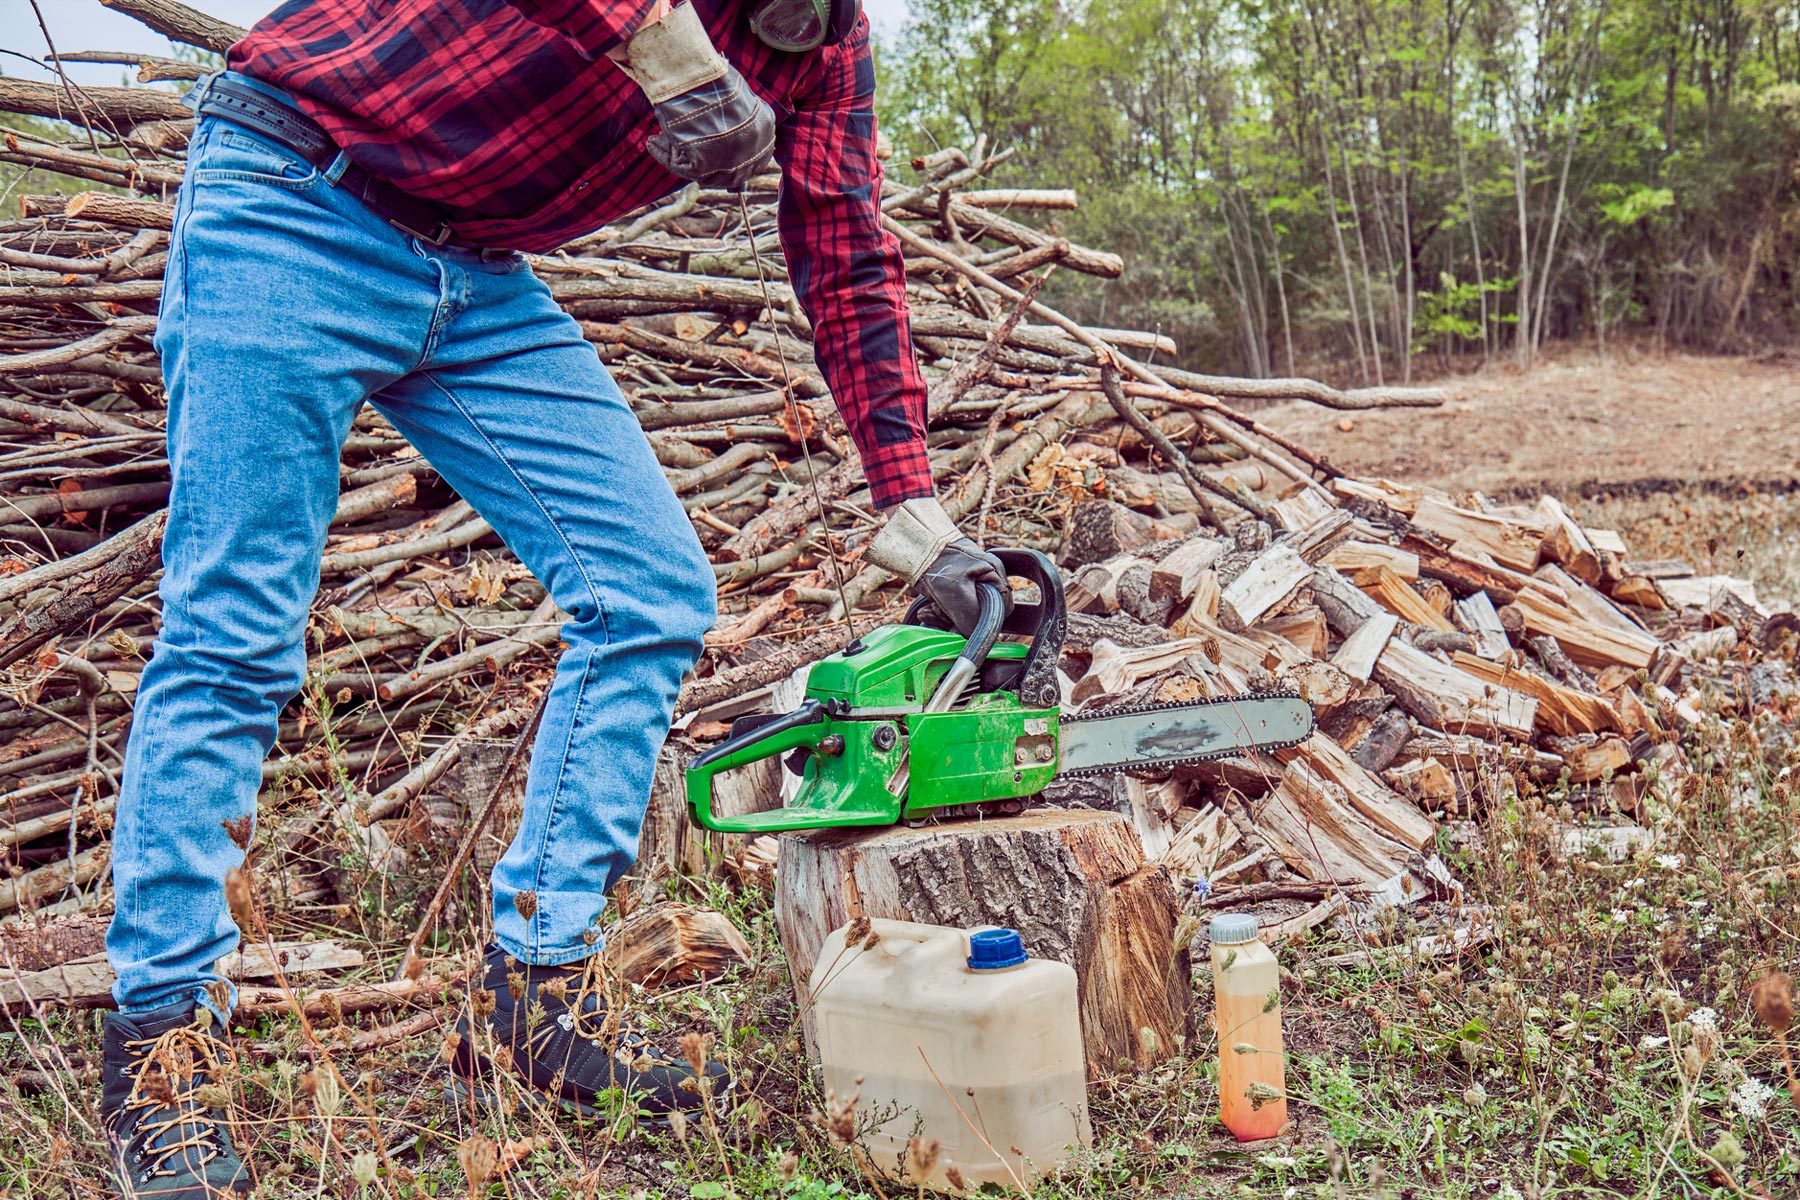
[0,1,1457,927]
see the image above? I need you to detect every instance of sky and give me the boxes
[0,0,914,87]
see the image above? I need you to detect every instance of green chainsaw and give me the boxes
[686,548,1315,833]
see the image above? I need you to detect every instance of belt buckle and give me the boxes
[392,217,454,247]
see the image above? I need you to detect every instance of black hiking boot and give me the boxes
[447,942,730,1122]
[100,999,250,1198]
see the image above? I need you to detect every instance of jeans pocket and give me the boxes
[193,125,322,191]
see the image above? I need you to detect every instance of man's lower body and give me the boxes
[101,77,719,1194]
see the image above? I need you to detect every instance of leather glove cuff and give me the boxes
[865,497,961,585]
[608,3,727,104]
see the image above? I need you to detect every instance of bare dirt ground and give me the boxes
[1266,348,1800,496]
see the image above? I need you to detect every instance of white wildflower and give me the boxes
[1611,909,1631,923]
[1655,853,1684,870]
[1731,1078,1779,1120]
[1497,1185,1524,1200]
[1640,1035,1670,1050]
[1624,877,1646,889]
[1688,1006,1719,1033]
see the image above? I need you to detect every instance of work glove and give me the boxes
[610,3,777,189]
[866,497,1011,637]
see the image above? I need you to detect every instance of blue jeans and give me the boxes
[107,78,716,1015]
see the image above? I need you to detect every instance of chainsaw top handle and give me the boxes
[906,547,1065,709]
[921,581,1007,713]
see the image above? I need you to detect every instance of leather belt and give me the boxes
[196,76,497,254]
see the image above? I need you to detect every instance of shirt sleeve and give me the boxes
[503,0,667,58]
[773,20,934,510]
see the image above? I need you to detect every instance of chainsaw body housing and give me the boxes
[685,622,1059,833]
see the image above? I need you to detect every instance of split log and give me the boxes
[1311,565,1387,636]
[1332,613,1399,681]
[1410,496,1544,573]
[1218,544,1311,631]
[1453,592,1511,659]
[1537,496,1601,583]
[601,903,752,988]
[1373,639,1538,739]
[1505,587,1658,670]
[1058,503,1188,568]
[1325,540,1419,582]
[1361,566,1455,632]
[1450,653,1622,737]
[1148,537,1225,607]
[1543,734,1633,783]
[1251,761,1420,900]
[775,810,1191,1076]
[2,938,363,1011]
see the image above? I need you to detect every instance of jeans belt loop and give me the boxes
[323,150,352,186]
[184,69,220,113]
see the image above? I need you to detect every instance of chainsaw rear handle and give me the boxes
[685,699,837,831]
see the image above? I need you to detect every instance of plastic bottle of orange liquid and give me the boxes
[1209,913,1288,1140]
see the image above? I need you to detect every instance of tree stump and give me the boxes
[775,809,1192,1078]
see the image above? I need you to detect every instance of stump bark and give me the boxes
[775,809,1192,1077]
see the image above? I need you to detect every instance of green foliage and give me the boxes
[879,0,1800,378]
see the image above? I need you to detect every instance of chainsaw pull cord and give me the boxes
[737,191,856,635]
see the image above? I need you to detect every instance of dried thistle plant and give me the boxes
[1752,968,1799,1108]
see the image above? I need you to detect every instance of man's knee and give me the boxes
[142,634,308,712]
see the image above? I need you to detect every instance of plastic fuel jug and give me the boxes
[808,919,1092,1192]
[1209,912,1289,1140]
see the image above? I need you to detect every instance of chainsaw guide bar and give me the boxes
[1057,690,1316,778]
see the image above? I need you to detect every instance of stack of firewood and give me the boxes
[1,0,1792,987]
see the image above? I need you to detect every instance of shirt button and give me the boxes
[576,182,589,191]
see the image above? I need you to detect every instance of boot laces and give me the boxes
[118,1026,233,1179]
[517,955,662,1066]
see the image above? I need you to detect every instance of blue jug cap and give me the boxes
[966,927,1029,971]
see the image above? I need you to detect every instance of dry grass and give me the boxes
[2,485,1797,1198]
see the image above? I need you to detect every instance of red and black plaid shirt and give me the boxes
[230,0,932,507]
